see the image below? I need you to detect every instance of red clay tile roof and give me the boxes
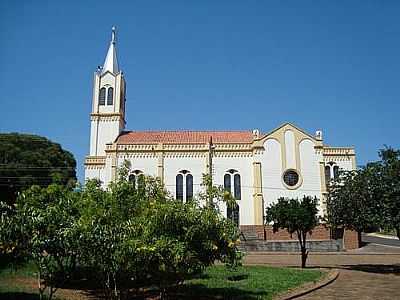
[115,131,254,144]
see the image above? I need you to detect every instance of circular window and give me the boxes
[283,170,299,187]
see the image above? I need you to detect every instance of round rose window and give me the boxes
[283,170,299,187]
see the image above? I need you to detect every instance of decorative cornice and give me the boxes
[91,113,125,123]
[106,142,256,153]
[84,156,106,169]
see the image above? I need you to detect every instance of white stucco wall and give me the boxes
[85,167,106,186]
[213,155,254,225]
[261,136,322,212]
[299,139,322,199]
[163,155,206,201]
[118,156,159,177]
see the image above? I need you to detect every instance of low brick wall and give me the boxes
[240,225,361,250]
[240,224,331,241]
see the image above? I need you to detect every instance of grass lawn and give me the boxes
[180,265,322,299]
[0,262,322,300]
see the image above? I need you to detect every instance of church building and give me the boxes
[85,28,356,228]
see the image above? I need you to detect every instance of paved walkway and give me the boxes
[363,232,400,247]
[244,248,400,299]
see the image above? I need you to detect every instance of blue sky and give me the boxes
[1,1,399,182]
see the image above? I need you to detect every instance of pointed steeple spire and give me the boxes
[102,26,119,74]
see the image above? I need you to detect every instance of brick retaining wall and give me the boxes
[240,225,361,250]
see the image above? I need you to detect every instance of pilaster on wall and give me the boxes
[351,156,357,170]
[319,161,328,214]
[253,162,264,225]
[157,143,164,184]
[111,154,117,182]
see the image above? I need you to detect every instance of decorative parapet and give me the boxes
[323,147,355,156]
[84,156,106,169]
[323,146,356,168]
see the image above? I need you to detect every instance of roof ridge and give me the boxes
[116,130,255,144]
[122,130,253,133]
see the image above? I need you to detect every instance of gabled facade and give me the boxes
[85,28,356,226]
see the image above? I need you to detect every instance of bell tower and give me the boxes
[89,26,126,156]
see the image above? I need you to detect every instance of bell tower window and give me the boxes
[99,87,106,105]
[107,87,114,105]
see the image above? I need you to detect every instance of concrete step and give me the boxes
[240,232,260,241]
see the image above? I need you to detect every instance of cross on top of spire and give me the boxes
[111,26,116,44]
[101,26,119,74]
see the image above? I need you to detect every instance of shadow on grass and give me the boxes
[0,292,40,300]
[176,284,267,300]
[120,284,269,300]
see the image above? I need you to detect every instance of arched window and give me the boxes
[107,87,114,105]
[129,170,144,190]
[325,165,331,183]
[224,174,231,192]
[333,166,339,179]
[137,173,145,190]
[128,174,136,190]
[234,174,241,200]
[176,174,183,201]
[186,174,193,201]
[99,87,106,105]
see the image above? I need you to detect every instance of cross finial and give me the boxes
[111,26,116,44]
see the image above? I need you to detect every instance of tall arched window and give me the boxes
[129,170,144,190]
[176,171,193,201]
[107,87,114,105]
[128,174,136,190]
[333,166,339,179]
[224,170,241,200]
[325,165,331,183]
[234,174,241,200]
[99,87,106,105]
[186,174,193,201]
[176,174,184,201]
[224,174,231,192]
[224,170,240,225]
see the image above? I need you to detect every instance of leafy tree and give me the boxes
[265,196,319,268]
[379,147,400,239]
[198,173,238,212]
[76,165,241,299]
[0,184,81,300]
[0,133,76,203]
[326,165,384,234]
[1,162,242,300]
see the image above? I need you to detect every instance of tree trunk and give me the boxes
[297,230,309,268]
[301,247,308,268]
[396,227,400,240]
